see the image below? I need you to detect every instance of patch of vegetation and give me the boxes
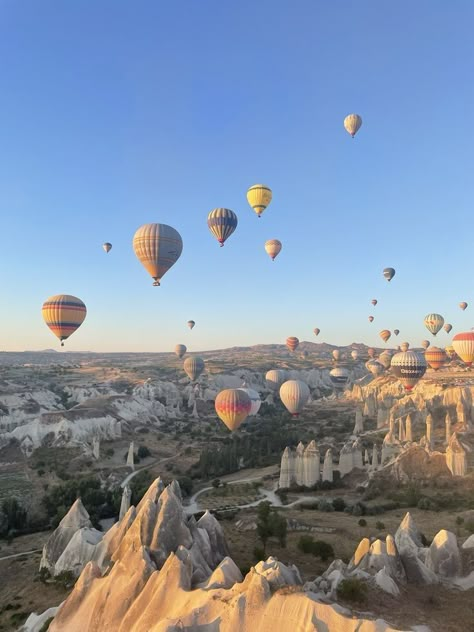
[337,578,368,603]
[358,518,367,527]
[297,535,334,561]
[375,521,385,530]
[0,497,27,537]
[137,446,151,459]
[256,502,287,556]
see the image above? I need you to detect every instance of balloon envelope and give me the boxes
[367,348,375,358]
[187,320,195,330]
[102,242,112,253]
[366,360,385,376]
[175,344,187,359]
[265,370,287,391]
[391,351,427,391]
[42,295,87,346]
[378,352,392,369]
[421,340,430,350]
[424,347,447,371]
[452,332,474,367]
[424,313,444,336]
[459,302,468,311]
[264,239,282,261]
[394,329,400,336]
[183,356,205,381]
[329,367,349,388]
[344,114,362,137]
[313,328,320,336]
[133,223,183,286]
[286,337,299,352]
[247,184,272,218]
[215,389,252,431]
[279,380,310,415]
[371,299,377,306]
[400,342,410,352]
[383,267,395,282]
[379,329,391,343]
[368,316,374,323]
[444,323,453,334]
[207,208,238,246]
[351,350,359,360]
[238,388,261,416]
[332,349,341,361]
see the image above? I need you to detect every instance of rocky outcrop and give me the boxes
[278,447,294,489]
[391,445,451,482]
[445,432,468,476]
[425,530,462,578]
[302,440,320,487]
[278,441,320,489]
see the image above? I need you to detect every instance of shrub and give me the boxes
[337,578,368,603]
[332,497,346,512]
[318,499,334,512]
[466,519,474,534]
[358,518,367,527]
[417,497,437,511]
[253,546,265,561]
[312,540,334,561]
[177,476,193,497]
[351,502,366,516]
[137,446,151,459]
[297,535,315,554]
[455,516,464,526]
[375,521,385,530]
[211,479,221,489]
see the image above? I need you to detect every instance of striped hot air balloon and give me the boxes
[383,267,395,282]
[133,223,183,286]
[286,336,299,352]
[279,380,310,416]
[207,208,238,246]
[379,329,391,343]
[247,184,272,218]
[238,387,261,416]
[264,239,282,261]
[175,344,187,359]
[391,351,427,391]
[444,323,453,334]
[344,114,362,138]
[313,328,320,336]
[424,347,447,371]
[265,369,287,391]
[102,242,112,253]
[424,313,444,336]
[215,389,252,431]
[42,295,87,347]
[329,367,349,388]
[183,356,205,381]
[452,332,474,367]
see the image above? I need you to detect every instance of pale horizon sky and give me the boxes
[0,1,473,352]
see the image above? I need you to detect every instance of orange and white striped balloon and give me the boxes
[424,347,447,371]
[452,332,474,367]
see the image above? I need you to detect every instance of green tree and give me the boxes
[256,502,287,556]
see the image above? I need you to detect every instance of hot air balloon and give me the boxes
[187,320,195,330]
[344,114,362,138]
[391,351,427,391]
[394,329,400,336]
[42,295,87,347]
[378,352,392,369]
[459,302,468,311]
[301,350,309,359]
[401,342,410,352]
[332,349,341,361]
[133,223,183,286]
[445,345,457,360]
[238,388,261,416]
[452,332,474,367]
[424,313,444,336]
[215,389,251,431]
[421,340,430,350]
[102,242,112,253]
[265,369,287,391]
[367,348,375,359]
[424,347,447,371]
[313,328,320,336]
[366,360,385,376]
[247,184,272,218]
[379,330,391,343]
[286,337,299,352]
[329,367,349,388]
[368,316,374,323]
[383,267,395,282]
[444,323,453,334]
[207,208,238,246]
[175,344,187,359]
[183,356,205,381]
[371,299,377,306]
[279,380,310,416]
[264,239,282,261]
[351,350,359,361]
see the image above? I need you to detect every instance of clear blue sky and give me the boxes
[0,0,473,352]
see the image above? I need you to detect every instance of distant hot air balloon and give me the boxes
[391,351,427,391]
[279,380,310,416]
[424,313,444,336]
[421,340,430,350]
[424,347,448,371]
[344,114,362,138]
[175,344,187,359]
[247,184,272,218]
[215,389,252,431]
[401,342,410,352]
[351,350,359,361]
[378,351,392,369]
[207,208,238,246]
[366,360,385,376]
[286,337,299,352]
[265,369,287,391]
[459,302,468,311]
[367,348,376,358]
[452,332,474,367]
[444,323,453,334]
[394,329,400,336]
[183,356,205,381]
[187,320,195,330]
[368,316,374,323]
[332,349,341,361]
[379,329,391,343]
[313,328,320,336]
[133,223,183,286]
[329,367,349,388]
[102,242,112,253]
[238,388,261,416]
[42,295,87,347]
[371,299,378,306]
[301,350,309,359]
[264,239,282,261]
[445,345,457,360]
[383,267,395,282]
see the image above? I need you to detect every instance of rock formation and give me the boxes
[322,448,333,482]
[294,441,305,485]
[371,444,379,470]
[445,433,468,476]
[425,529,462,578]
[278,446,294,489]
[425,413,434,450]
[302,440,320,487]
[126,441,135,470]
[445,413,452,444]
[278,441,320,489]
[92,437,100,460]
[119,484,132,520]
[398,417,405,442]
[405,413,413,442]
[353,408,364,434]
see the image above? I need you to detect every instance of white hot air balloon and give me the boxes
[238,388,261,416]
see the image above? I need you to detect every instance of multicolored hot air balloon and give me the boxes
[265,369,287,391]
[394,329,400,336]
[133,223,183,286]
[383,267,395,282]
[279,380,310,416]
[344,114,362,138]
[313,328,320,336]
[421,340,430,350]
[329,367,349,388]
[102,242,112,253]
[42,295,87,347]
[183,356,205,381]
[368,316,374,323]
[371,299,378,306]
[391,351,427,391]
[175,344,187,359]
[264,239,282,261]
[400,342,410,352]
[367,348,375,359]
[452,332,474,367]
[247,184,272,218]
[444,323,453,334]
[238,387,261,416]
[286,337,299,352]
[332,349,341,362]
[351,350,359,361]
[187,320,195,330]
[379,329,391,343]
[424,313,444,336]
[459,302,468,311]
[207,208,238,246]
[215,389,251,431]
[424,347,447,371]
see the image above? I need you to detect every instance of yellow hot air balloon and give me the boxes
[279,379,310,416]
[133,223,183,286]
[379,329,391,343]
[452,332,474,367]
[42,295,87,347]
[264,239,282,261]
[344,114,362,138]
[215,388,252,431]
[246,184,272,218]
